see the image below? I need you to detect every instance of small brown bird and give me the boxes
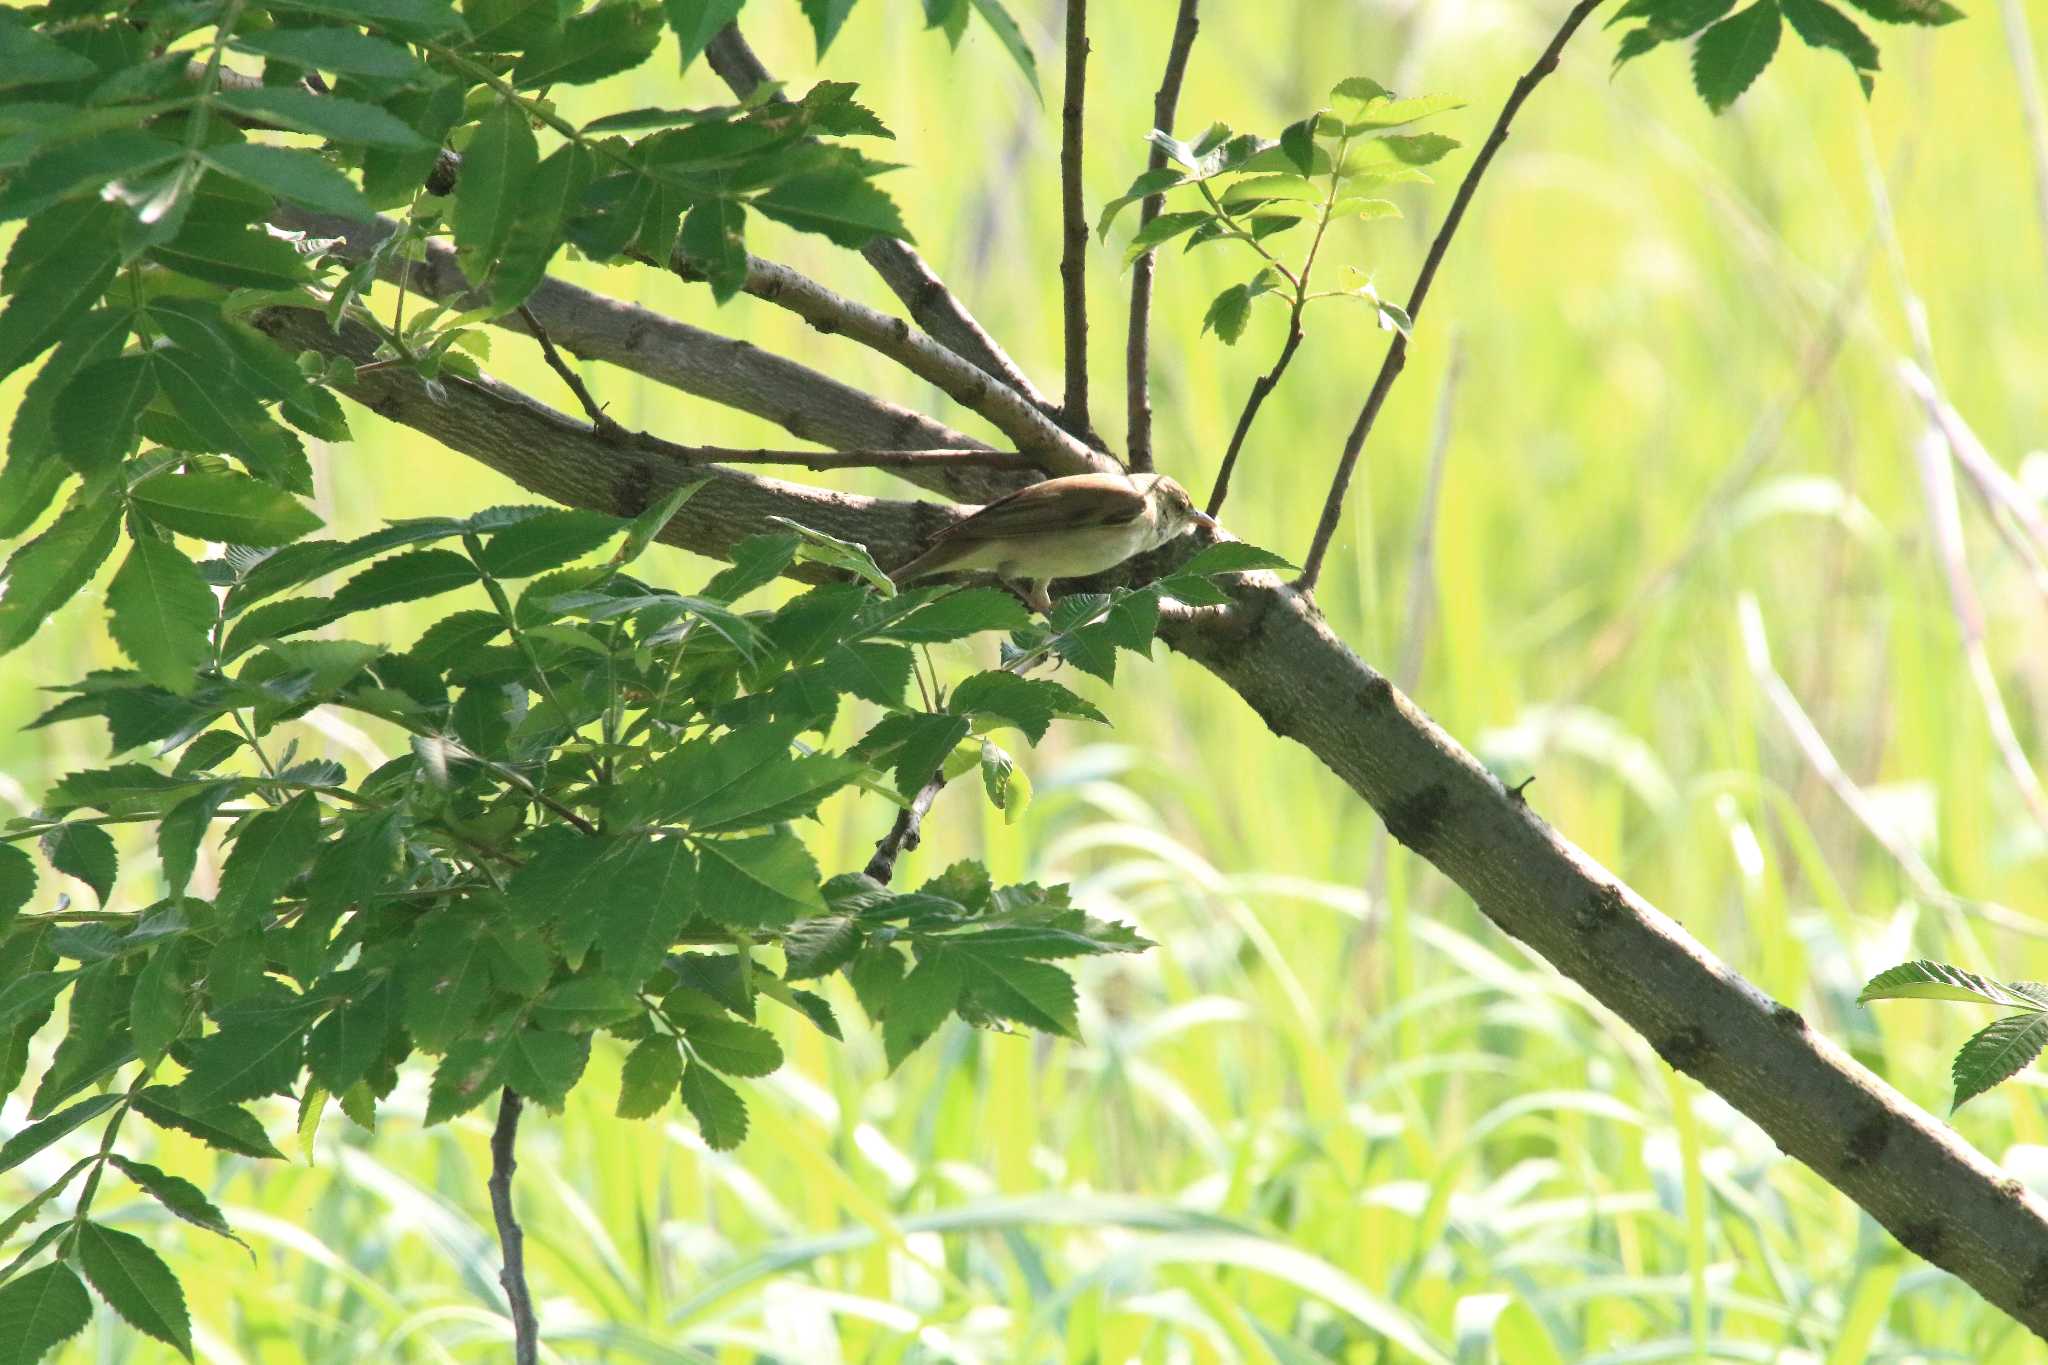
[889,472,1215,612]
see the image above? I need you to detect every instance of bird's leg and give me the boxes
[1022,579,1053,614]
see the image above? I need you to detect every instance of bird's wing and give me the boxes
[933,476,1147,542]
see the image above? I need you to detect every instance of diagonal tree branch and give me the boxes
[704,24,1059,417]
[1126,0,1202,473]
[275,303,2048,1341]
[1058,0,1092,435]
[1297,0,1605,591]
[669,250,1111,475]
[275,208,1026,502]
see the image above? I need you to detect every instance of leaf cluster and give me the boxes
[1860,960,2048,1112]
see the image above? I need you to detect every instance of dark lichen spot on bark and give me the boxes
[1844,1116,1890,1169]
[612,461,656,518]
[1772,1003,1805,1031]
[1573,884,1627,935]
[1896,1220,1945,1260]
[1360,671,1396,713]
[1654,1027,1711,1074]
[1382,782,1451,853]
[2001,1176,2027,1199]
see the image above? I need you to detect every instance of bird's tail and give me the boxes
[887,542,962,588]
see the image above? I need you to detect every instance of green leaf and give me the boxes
[0,20,99,89]
[665,0,747,70]
[600,837,697,986]
[695,831,827,928]
[0,845,33,931]
[1858,960,2042,1008]
[480,508,620,577]
[454,101,538,281]
[130,469,323,546]
[883,950,962,1068]
[105,539,215,695]
[158,784,237,902]
[403,908,495,1049]
[533,975,641,1032]
[680,1057,747,1147]
[76,1222,193,1357]
[949,671,1106,743]
[490,141,594,312]
[1203,283,1255,344]
[646,730,860,831]
[307,978,399,1093]
[799,0,859,52]
[203,142,371,220]
[615,477,709,565]
[1781,0,1878,92]
[1122,209,1213,265]
[217,793,319,921]
[979,740,1028,820]
[230,27,428,79]
[513,2,664,86]
[1693,2,1782,112]
[177,1014,308,1109]
[41,823,116,905]
[269,0,468,36]
[680,198,750,303]
[956,946,1077,1035]
[0,1093,123,1177]
[0,489,122,656]
[874,587,1031,642]
[754,170,911,250]
[0,1263,92,1364]
[106,1157,239,1242]
[333,547,480,613]
[0,203,120,384]
[131,941,196,1061]
[132,1088,284,1159]
[616,1035,681,1117]
[684,1016,783,1076]
[215,89,430,150]
[0,132,184,224]
[502,1027,590,1108]
[1953,1011,2048,1111]
[1181,541,1297,576]
[782,915,860,979]
[52,354,156,473]
[855,711,971,794]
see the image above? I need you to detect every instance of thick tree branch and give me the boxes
[1126,0,1202,473]
[278,302,2048,1339]
[1059,0,1092,435]
[489,1089,540,1365]
[671,250,1111,476]
[703,25,1059,416]
[275,208,1025,502]
[1297,0,1605,590]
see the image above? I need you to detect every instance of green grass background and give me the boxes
[5,0,2048,1358]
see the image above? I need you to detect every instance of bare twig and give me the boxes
[1296,0,1604,591]
[1909,427,2048,840]
[1059,0,1092,435]
[638,445,1043,473]
[518,304,623,441]
[1126,0,1201,473]
[1899,361,2048,596]
[1205,312,1303,518]
[489,1089,540,1365]
[674,250,1111,476]
[865,771,949,884]
[703,24,1058,414]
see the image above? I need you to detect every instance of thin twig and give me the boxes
[1899,360,2048,596]
[865,771,948,884]
[1205,312,1302,518]
[1059,0,1092,435]
[489,1089,540,1365]
[635,442,1044,473]
[1126,0,1201,474]
[702,24,1058,415]
[518,304,624,442]
[1296,0,1604,591]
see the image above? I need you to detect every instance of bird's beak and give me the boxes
[1190,508,1220,534]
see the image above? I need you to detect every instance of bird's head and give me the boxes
[1137,473,1217,543]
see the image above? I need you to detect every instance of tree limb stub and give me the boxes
[274,308,2048,1340]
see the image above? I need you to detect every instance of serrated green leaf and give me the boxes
[1843,0,1960,22]
[874,586,1032,642]
[402,907,495,1049]
[216,793,318,921]
[514,1,664,85]
[695,831,826,928]
[782,915,860,979]
[967,0,1040,93]
[454,101,538,284]
[883,950,962,1068]
[105,538,214,695]
[107,1157,239,1242]
[1858,960,2039,1008]
[0,488,122,656]
[41,823,116,905]
[665,0,747,70]
[307,978,399,1093]
[616,1034,681,1117]
[680,1057,747,1147]
[1953,1011,2048,1111]
[269,0,468,36]
[0,1263,92,1364]
[854,711,971,794]
[76,1222,193,1357]
[533,975,640,1032]
[215,88,430,150]
[1781,0,1878,92]
[1693,2,1782,112]
[480,508,620,577]
[502,1027,589,1109]
[130,469,322,547]
[230,27,428,79]
[132,1088,284,1158]
[178,1014,309,1109]
[956,946,1077,1035]
[949,671,1105,743]
[0,21,99,89]
[0,844,36,930]
[53,354,156,474]
[753,170,911,250]
[1122,209,1212,265]
[0,1093,122,1177]
[600,837,696,985]
[203,142,370,220]
[684,1016,782,1076]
